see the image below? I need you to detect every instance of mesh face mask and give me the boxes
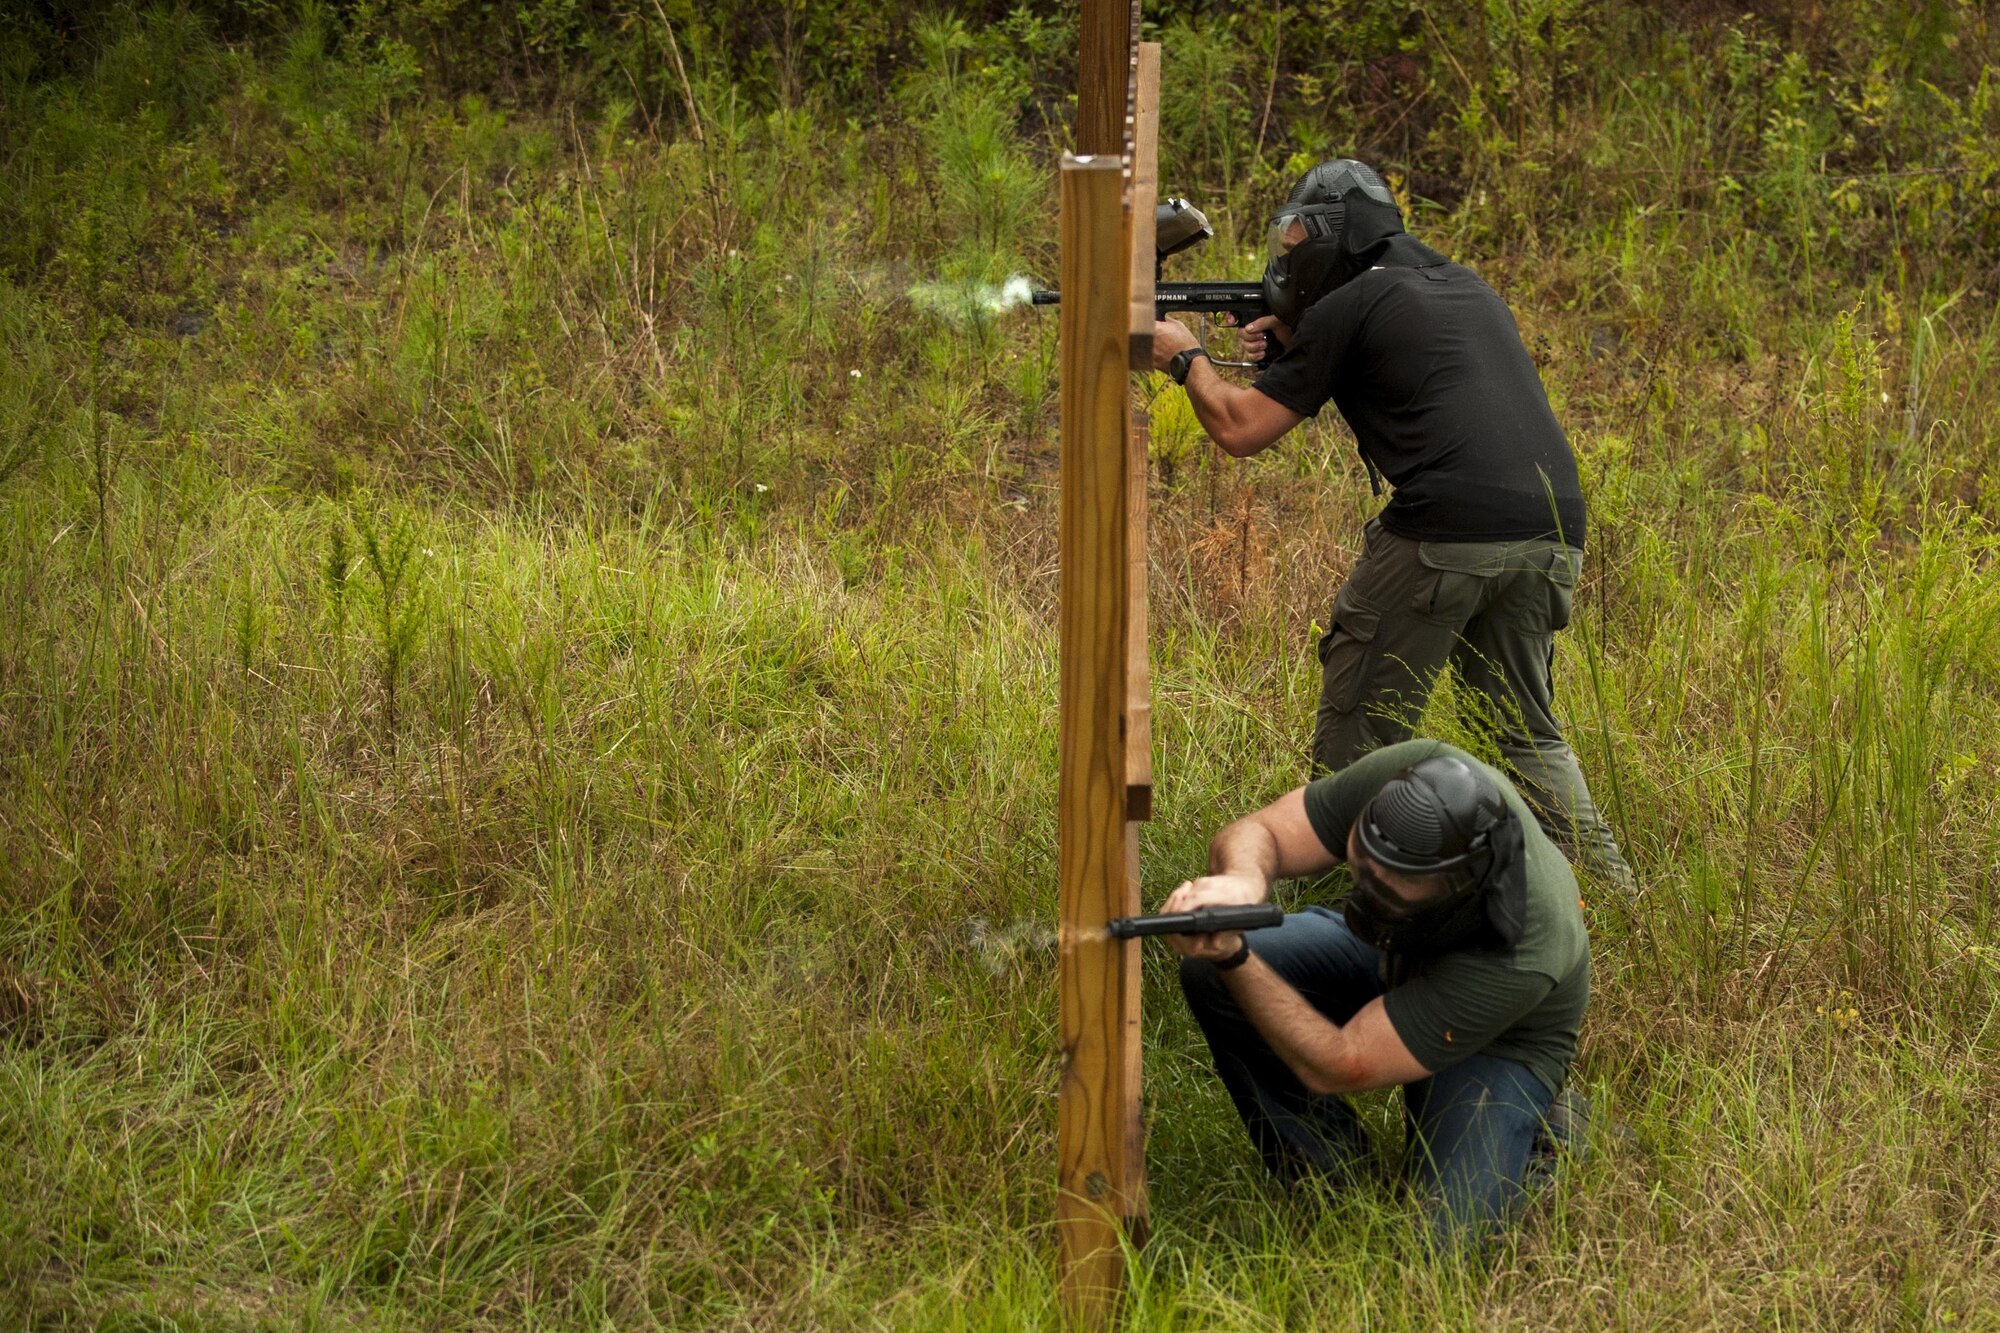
[1343,862,1492,956]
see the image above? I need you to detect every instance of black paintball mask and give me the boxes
[1343,754,1528,957]
[1261,158,1447,327]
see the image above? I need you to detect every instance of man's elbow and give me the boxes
[1202,420,1243,456]
[1213,423,1268,458]
[1297,1051,1365,1097]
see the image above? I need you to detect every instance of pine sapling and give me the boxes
[352,506,426,736]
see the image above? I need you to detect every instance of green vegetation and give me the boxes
[3,1,1999,1326]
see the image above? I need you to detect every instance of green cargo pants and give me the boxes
[1312,517,1635,891]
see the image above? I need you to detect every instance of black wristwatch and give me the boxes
[1168,346,1210,386]
[1213,937,1253,971]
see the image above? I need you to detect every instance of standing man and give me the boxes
[1151,159,1632,890]
[1164,739,1588,1247]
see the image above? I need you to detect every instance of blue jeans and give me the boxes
[1179,906,1560,1250]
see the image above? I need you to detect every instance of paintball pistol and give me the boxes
[1031,198,1276,370]
[1104,902,1285,939]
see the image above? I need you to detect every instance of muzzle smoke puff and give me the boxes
[963,915,1057,977]
[906,274,1038,323]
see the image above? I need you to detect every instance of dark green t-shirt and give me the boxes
[1301,739,1590,1096]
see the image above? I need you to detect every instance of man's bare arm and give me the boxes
[1166,786,1429,1093]
[1159,786,1339,924]
[1207,787,1340,880]
[1182,358,1304,457]
[1151,318,1304,457]
[1221,969,1431,1095]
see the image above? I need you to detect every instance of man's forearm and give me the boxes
[1206,816,1280,890]
[1221,957,1364,1096]
[1150,319,1302,455]
[1184,361,1283,458]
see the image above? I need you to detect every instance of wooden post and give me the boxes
[1057,153,1142,1328]
[1063,4,1152,1325]
[1076,0,1140,155]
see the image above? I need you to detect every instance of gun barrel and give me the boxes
[1104,903,1286,939]
[1031,289,1060,306]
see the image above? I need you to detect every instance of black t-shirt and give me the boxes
[1253,263,1588,546]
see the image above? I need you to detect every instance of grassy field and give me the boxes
[4,4,2000,1327]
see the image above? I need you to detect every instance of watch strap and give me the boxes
[1169,346,1210,385]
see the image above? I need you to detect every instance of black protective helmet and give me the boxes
[1344,754,1521,956]
[1261,158,1414,327]
[1354,753,1506,875]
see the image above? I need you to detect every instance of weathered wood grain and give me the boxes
[1125,40,1160,823]
[1057,153,1143,1329]
[1127,41,1162,370]
[1076,0,1136,155]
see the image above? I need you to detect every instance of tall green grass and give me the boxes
[2,4,1999,1327]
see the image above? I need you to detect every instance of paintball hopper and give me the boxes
[1154,197,1214,265]
[1027,198,1272,367]
[1031,196,1215,307]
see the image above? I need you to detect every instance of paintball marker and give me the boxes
[1104,902,1285,939]
[1031,198,1276,370]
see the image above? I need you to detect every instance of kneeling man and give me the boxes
[1169,739,1587,1246]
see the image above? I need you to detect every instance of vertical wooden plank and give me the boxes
[1127,42,1163,370]
[1058,153,1140,1329]
[1117,45,1161,1226]
[1066,6,1145,1324]
[1125,40,1161,823]
[1118,819,1147,1232]
[1076,0,1133,155]
[1124,410,1153,826]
